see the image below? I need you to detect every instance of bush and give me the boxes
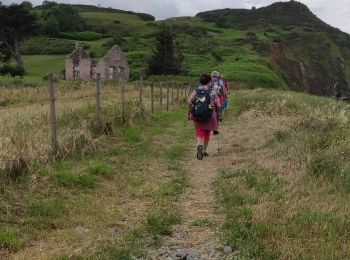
[59,31,105,41]
[21,37,75,55]
[0,64,25,77]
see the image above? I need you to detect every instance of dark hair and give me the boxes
[199,74,211,85]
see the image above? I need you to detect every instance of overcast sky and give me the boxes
[4,0,350,34]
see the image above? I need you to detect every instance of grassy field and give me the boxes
[0,55,66,85]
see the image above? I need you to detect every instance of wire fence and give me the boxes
[0,74,196,161]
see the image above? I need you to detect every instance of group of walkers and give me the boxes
[188,71,229,160]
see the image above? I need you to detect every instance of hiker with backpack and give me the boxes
[188,74,221,160]
[211,71,227,121]
[220,73,229,112]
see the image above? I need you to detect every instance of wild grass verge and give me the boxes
[1,105,192,259]
[215,89,350,259]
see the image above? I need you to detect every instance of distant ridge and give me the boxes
[196,1,343,34]
[34,4,155,21]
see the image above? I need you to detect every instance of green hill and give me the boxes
[197,1,350,97]
[2,1,350,99]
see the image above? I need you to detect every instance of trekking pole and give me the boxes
[217,130,220,155]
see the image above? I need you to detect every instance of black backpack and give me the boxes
[191,87,213,122]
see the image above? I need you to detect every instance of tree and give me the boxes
[42,3,87,32]
[148,25,183,75]
[41,15,59,36]
[0,3,37,67]
[21,1,33,10]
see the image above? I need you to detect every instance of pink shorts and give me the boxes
[195,127,210,141]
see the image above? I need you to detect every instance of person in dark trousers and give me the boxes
[188,74,221,160]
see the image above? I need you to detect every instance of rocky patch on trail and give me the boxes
[146,230,240,259]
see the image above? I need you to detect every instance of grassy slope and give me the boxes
[213,89,350,259]
[0,8,280,87]
[2,3,350,94]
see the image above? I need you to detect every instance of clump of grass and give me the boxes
[0,228,23,251]
[215,168,285,258]
[306,147,350,192]
[87,162,114,178]
[145,212,181,236]
[191,218,215,228]
[27,198,65,218]
[119,127,142,143]
[164,144,187,161]
[244,169,283,194]
[55,169,96,189]
[273,129,290,143]
[226,208,279,259]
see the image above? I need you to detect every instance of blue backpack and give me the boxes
[191,88,213,122]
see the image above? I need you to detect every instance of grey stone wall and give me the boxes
[65,44,129,81]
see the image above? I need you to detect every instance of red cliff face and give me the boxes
[269,41,333,96]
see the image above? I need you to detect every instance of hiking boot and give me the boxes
[203,152,209,157]
[197,145,204,160]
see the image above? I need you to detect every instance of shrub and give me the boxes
[59,31,105,41]
[0,64,25,78]
[21,37,75,55]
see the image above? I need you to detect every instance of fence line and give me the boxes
[1,76,195,160]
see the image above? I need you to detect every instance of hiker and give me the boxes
[220,73,229,111]
[211,71,227,121]
[188,74,221,160]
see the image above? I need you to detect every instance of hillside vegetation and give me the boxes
[2,0,348,99]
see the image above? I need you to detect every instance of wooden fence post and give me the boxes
[166,82,170,111]
[151,81,154,114]
[48,74,58,155]
[120,78,125,122]
[187,84,192,99]
[139,76,143,104]
[181,83,184,105]
[95,73,102,132]
[160,82,163,110]
[171,82,174,105]
[176,83,179,105]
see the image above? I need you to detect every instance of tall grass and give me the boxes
[0,82,161,181]
[217,89,350,258]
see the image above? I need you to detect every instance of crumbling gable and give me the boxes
[65,43,92,81]
[96,45,129,81]
[65,44,129,81]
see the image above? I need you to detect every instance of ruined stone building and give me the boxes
[65,44,91,81]
[65,44,129,81]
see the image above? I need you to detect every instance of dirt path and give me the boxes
[148,119,240,259]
